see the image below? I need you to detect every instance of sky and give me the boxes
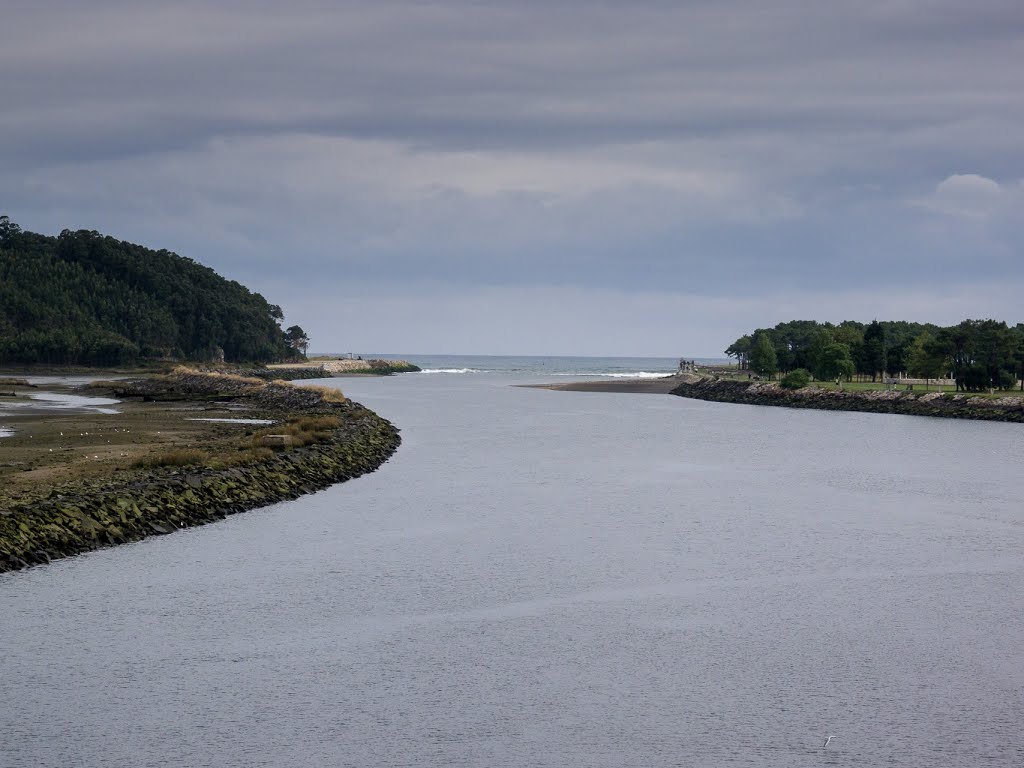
[2,1,1022,357]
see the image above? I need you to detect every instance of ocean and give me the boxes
[325,353,723,378]
[1,357,1021,767]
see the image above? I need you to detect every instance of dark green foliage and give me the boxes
[0,218,295,365]
[780,368,811,389]
[724,334,752,369]
[995,369,1017,391]
[905,331,948,383]
[748,332,778,377]
[861,320,886,380]
[935,319,1016,391]
[284,325,310,358]
[726,317,1020,391]
[815,343,855,381]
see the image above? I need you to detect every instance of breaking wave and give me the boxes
[419,368,490,374]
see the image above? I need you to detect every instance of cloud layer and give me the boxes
[3,1,1022,354]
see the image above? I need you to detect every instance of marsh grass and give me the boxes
[170,366,265,388]
[303,384,346,403]
[132,443,282,470]
[252,415,342,449]
[207,446,275,469]
[132,448,209,469]
[81,380,124,391]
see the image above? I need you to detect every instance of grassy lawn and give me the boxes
[809,381,1023,398]
[707,370,1022,399]
[811,380,951,393]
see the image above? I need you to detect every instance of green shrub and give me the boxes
[780,368,811,389]
[996,370,1017,391]
[251,416,342,449]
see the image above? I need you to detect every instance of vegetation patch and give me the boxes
[251,416,343,448]
[132,448,210,469]
[780,368,811,390]
[726,318,1023,394]
[302,385,348,403]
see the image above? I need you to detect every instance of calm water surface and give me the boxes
[2,362,1022,767]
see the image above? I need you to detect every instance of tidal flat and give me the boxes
[0,370,400,572]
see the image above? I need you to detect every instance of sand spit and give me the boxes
[522,373,701,394]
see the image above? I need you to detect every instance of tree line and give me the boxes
[0,216,309,366]
[726,318,1024,392]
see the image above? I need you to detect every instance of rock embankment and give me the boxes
[115,368,331,409]
[0,370,401,573]
[671,378,1024,422]
[263,359,421,379]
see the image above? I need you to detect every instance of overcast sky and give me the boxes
[2,1,1022,356]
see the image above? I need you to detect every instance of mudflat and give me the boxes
[0,377,283,510]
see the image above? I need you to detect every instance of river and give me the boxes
[2,357,1022,767]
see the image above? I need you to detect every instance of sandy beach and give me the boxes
[521,374,698,394]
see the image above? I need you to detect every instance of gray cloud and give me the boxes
[2,1,1022,353]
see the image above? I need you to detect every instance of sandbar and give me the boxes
[521,374,698,394]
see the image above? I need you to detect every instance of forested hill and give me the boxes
[0,216,295,366]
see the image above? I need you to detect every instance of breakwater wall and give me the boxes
[262,359,421,380]
[670,378,1024,423]
[0,373,401,573]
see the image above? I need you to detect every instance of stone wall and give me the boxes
[262,359,421,379]
[671,378,1024,423]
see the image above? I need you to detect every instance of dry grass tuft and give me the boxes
[305,384,346,403]
[251,416,342,449]
[132,448,209,469]
[208,446,276,469]
[170,366,266,388]
[81,380,122,391]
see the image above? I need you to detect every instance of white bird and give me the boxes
[823,735,835,748]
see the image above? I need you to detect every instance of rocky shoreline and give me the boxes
[0,370,401,573]
[670,378,1024,422]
